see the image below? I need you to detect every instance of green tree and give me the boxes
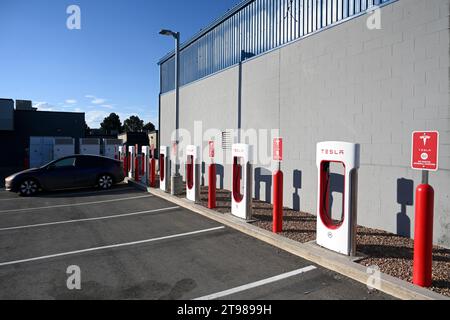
[100,113,122,134]
[123,115,144,133]
[143,122,156,132]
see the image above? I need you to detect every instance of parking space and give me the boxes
[0,187,394,300]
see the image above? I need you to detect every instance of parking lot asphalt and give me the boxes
[0,185,394,300]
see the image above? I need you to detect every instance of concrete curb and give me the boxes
[127,179,449,301]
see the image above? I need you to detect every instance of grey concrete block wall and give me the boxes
[160,0,450,247]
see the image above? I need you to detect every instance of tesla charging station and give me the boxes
[160,146,170,192]
[316,141,360,256]
[119,146,127,176]
[186,145,201,202]
[231,144,253,220]
[141,146,150,185]
[128,146,136,179]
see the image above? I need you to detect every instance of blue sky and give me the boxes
[0,0,242,128]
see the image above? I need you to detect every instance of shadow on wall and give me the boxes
[293,170,302,211]
[255,168,272,203]
[201,162,206,186]
[216,164,225,190]
[329,173,345,210]
[397,178,414,238]
[203,162,224,189]
[200,162,225,190]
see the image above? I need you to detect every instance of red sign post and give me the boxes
[411,131,439,288]
[208,141,216,209]
[273,138,284,234]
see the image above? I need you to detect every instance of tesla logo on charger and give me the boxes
[321,149,345,156]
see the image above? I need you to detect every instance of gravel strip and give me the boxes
[193,186,450,297]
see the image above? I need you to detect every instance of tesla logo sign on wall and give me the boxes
[411,131,439,171]
[273,138,283,161]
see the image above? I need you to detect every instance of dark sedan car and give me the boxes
[5,155,125,196]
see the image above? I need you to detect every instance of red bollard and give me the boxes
[413,184,435,288]
[123,156,128,177]
[273,170,284,233]
[150,158,156,188]
[134,156,139,181]
[208,164,217,209]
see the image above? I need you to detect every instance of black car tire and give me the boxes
[97,174,114,190]
[19,179,39,197]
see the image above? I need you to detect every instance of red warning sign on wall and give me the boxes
[209,141,215,158]
[273,138,283,161]
[172,141,177,157]
[411,131,439,171]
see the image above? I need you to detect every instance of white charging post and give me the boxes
[160,146,170,192]
[128,146,136,179]
[231,144,253,220]
[316,141,360,256]
[186,145,201,202]
[141,146,150,185]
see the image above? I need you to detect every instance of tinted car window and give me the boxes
[53,158,76,168]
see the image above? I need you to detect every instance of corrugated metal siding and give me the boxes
[160,0,394,94]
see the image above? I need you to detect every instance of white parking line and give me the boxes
[0,195,154,214]
[0,186,135,202]
[194,266,317,300]
[0,206,180,232]
[0,226,226,267]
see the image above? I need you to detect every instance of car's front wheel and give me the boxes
[19,179,39,197]
[97,174,114,190]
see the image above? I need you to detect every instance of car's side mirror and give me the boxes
[47,164,56,171]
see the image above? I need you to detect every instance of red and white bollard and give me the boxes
[273,169,283,233]
[413,182,435,288]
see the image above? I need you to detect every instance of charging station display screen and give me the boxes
[233,157,244,203]
[186,155,194,190]
[320,162,345,229]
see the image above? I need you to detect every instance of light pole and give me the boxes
[159,29,183,195]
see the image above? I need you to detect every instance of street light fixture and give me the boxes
[159,28,183,195]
